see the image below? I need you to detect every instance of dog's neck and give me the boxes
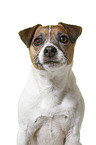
[28,64,76,107]
[30,64,76,92]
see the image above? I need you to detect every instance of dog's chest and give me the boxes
[30,109,73,145]
[29,98,75,145]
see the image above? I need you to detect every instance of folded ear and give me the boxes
[19,24,42,48]
[59,22,82,43]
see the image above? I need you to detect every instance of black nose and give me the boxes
[44,46,57,57]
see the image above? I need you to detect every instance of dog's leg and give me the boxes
[17,128,38,145]
[65,134,81,145]
[64,129,81,145]
[17,128,30,145]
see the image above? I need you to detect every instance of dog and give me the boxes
[17,22,85,145]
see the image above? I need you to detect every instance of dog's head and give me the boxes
[19,23,82,71]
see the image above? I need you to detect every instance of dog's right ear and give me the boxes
[19,24,42,48]
[59,22,82,43]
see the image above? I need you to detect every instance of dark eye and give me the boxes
[34,38,43,46]
[60,35,68,44]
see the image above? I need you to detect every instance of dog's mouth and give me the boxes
[34,55,66,69]
[43,60,65,68]
[34,55,62,68]
[44,61,59,67]
[44,60,59,64]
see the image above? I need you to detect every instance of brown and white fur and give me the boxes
[17,23,85,145]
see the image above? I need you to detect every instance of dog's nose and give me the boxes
[44,46,57,57]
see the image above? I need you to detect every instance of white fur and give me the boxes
[49,25,51,42]
[17,27,85,145]
[17,63,84,145]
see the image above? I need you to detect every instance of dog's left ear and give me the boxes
[59,22,82,43]
[19,24,42,48]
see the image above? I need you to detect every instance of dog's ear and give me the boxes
[19,24,42,48]
[59,22,82,43]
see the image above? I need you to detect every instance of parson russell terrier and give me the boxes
[17,22,85,145]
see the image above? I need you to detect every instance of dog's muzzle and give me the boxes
[38,43,66,69]
[43,45,58,64]
[44,46,57,57]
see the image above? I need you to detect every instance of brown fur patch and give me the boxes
[29,26,49,70]
[19,24,42,48]
[29,45,43,70]
[64,43,75,65]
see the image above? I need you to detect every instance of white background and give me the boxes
[0,0,96,145]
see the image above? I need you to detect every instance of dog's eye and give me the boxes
[34,38,43,46]
[60,35,68,44]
